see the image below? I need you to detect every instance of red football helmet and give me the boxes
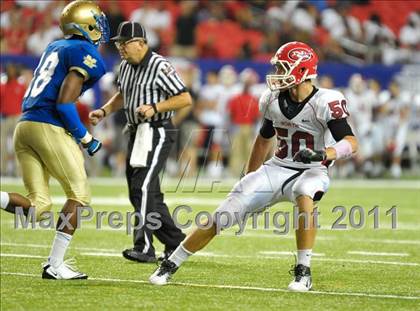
[266,41,318,91]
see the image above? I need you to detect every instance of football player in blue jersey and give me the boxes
[0,1,109,279]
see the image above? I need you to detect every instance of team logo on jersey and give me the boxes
[288,48,312,61]
[83,55,97,69]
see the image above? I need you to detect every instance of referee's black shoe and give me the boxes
[122,248,157,263]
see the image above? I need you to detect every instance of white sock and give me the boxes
[168,244,193,267]
[48,231,72,267]
[297,249,312,267]
[1,191,10,209]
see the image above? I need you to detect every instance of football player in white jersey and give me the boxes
[149,42,358,291]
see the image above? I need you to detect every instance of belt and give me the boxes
[126,119,172,132]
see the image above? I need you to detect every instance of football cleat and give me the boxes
[149,259,178,285]
[157,249,175,262]
[42,259,88,280]
[122,248,157,263]
[288,264,312,291]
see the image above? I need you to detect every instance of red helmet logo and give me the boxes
[288,48,313,61]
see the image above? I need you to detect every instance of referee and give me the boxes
[89,21,190,263]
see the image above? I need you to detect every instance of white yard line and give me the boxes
[313,258,419,266]
[2,245,418,267]
[81,252,121,257]
[348,251,409,257]
[2,177,420,189]
[0,195,221,206]
[259,251,325,257]
[358,238,420,245]
[0,242,119,252]
[1,271,419,301]
[0,253,43,258]
[3,226,420,247]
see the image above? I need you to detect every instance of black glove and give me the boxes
[293,148,326,164]
[82,137,102,156]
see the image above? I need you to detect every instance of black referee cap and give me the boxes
[110,21,147,42]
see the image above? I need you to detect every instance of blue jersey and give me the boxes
[21,37,106,127]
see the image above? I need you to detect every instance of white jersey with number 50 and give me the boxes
[259,87,350,169]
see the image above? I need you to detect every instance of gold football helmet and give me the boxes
[60,0,110,44]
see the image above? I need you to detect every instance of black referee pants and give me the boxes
[126,121,185,256]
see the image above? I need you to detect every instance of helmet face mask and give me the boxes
[60,1,110,45]
[266,41,318,91]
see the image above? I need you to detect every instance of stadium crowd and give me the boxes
[1,0,419,63]
[1,0,419,179]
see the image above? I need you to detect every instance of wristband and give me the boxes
[151,103,158,114]
[331,139,353,160]
[80,132,93,145]
[100,108,107,117]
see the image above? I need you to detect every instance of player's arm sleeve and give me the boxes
[327,118,355,141]
[56,103,90,143]
[156,61,187,97]
[56,71,91,143]
[259,118,275,138]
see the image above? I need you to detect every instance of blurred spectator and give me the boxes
[217,65,242,176]
[227,68,260,176]
[260,30,281,55]
[27,13,61,56]
[322,3,363,43]
[321,2,366,61]
[265,1,299,27]
[0,63,26,176]
[380,81,411,178]
[129,1,171,51]
[170,61,200,178]
[198,2,227,22]
[317,75,335,89]
[2,4,31,54]
[171,1,198,59]
[0,0,417,65]
[406,93,420,173]
[364,13,396,45]
[291,2,317,34]
[97,72,125,177]
[196,70,225,178]
[345,74,376,175]
[399,11,420,48]
[15,0,52,11]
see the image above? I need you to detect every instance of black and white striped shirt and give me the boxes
[117,48,187,124]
